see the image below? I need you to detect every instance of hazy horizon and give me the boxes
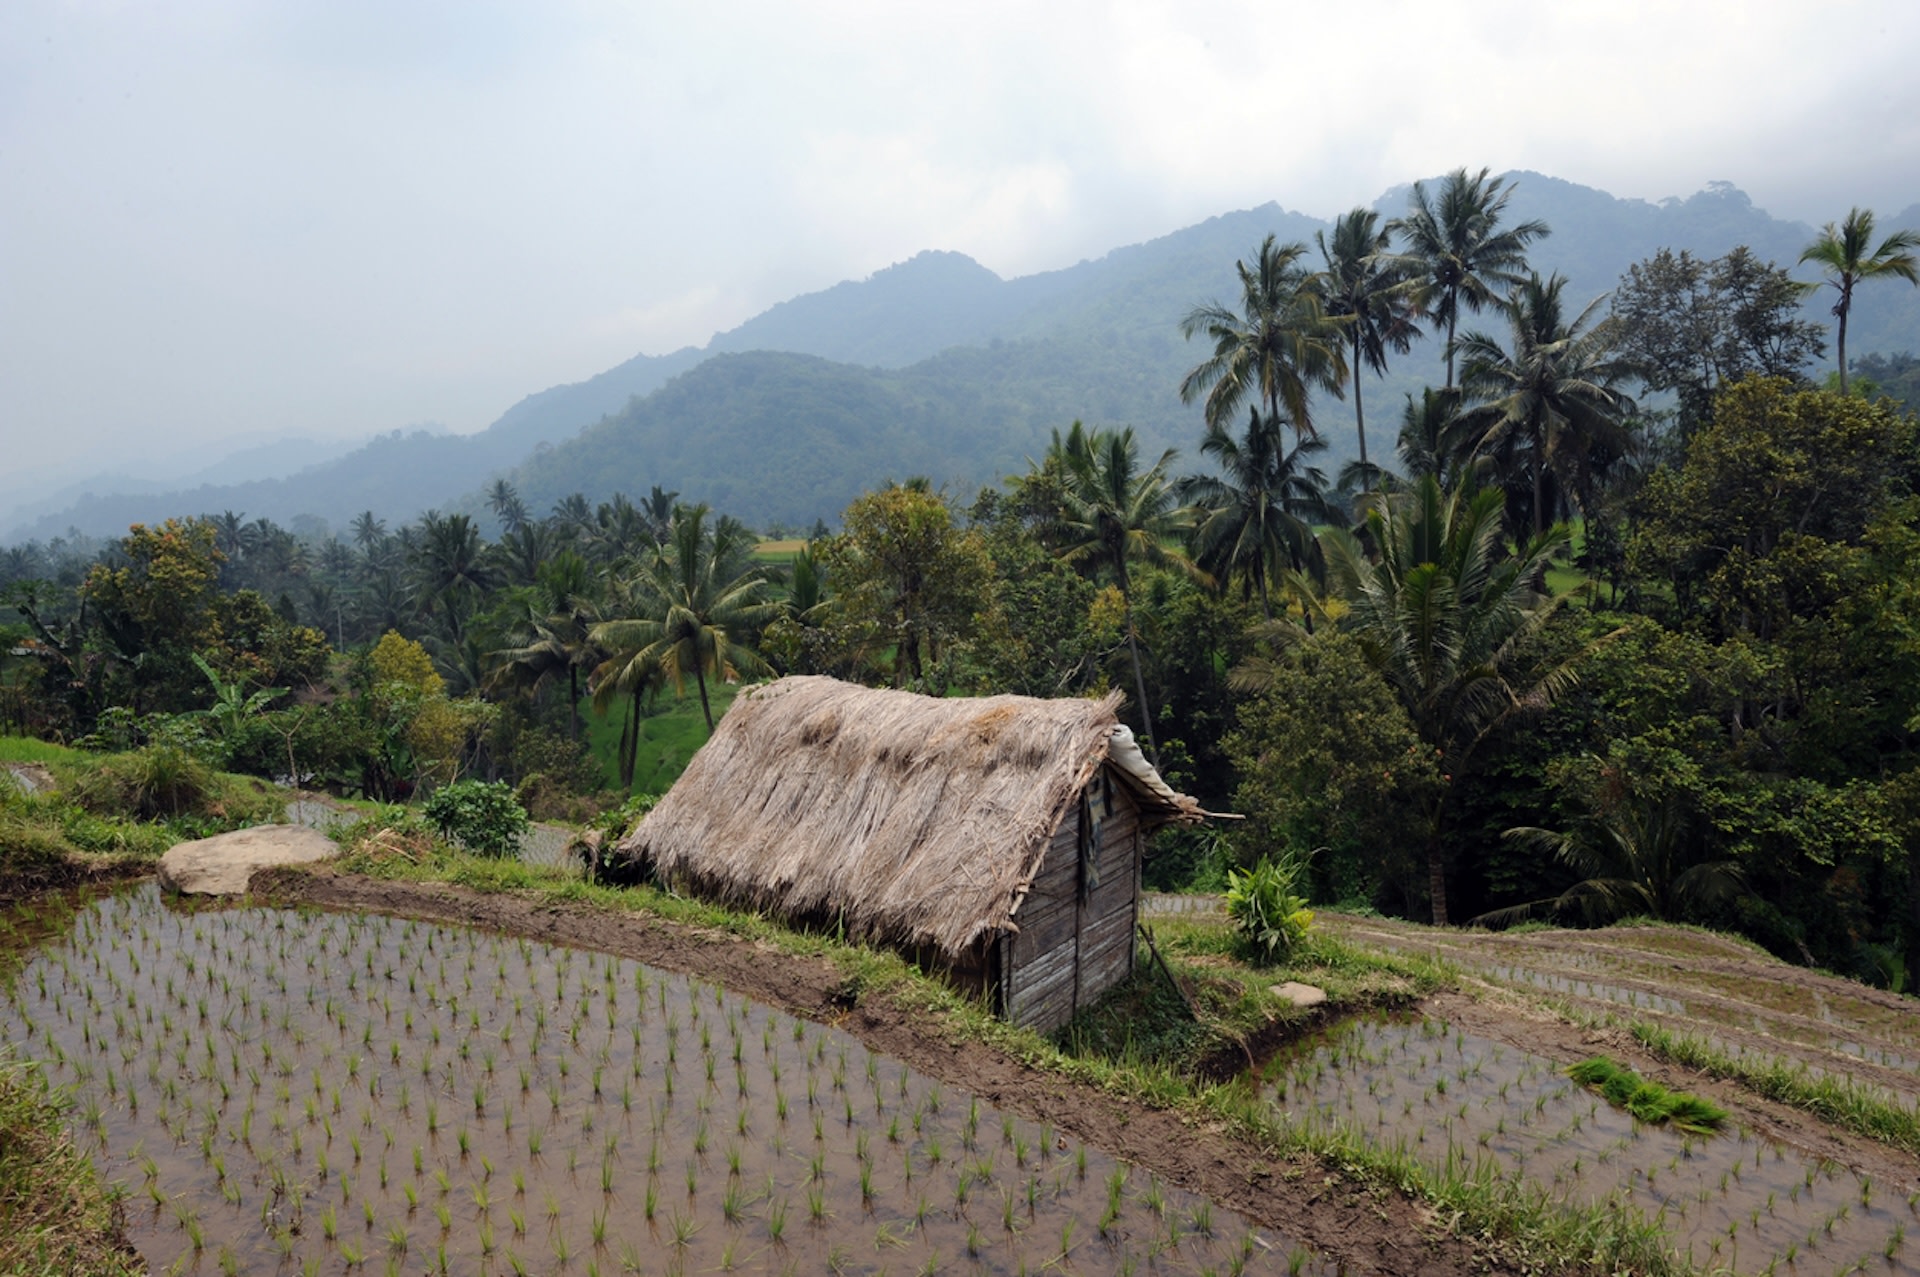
[4,1,1917,480]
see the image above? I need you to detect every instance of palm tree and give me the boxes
[1321,476,1575,925]
[1388,167,1549,389]
[487,480,529,535]
[411,512,498,645]
[1451,273,1638,537]
[1394,386,1464,487]
[1045,422,1197,764]
[1176,408,1333,620]
[642,485,680,544]
[589,505,779,732]
[1316,208,1420,489]
[1799,207,1920,394]
[350,511,387,554]
[1180,235,1347,441]
[1475,793,1746,927]
[487,550,601,740]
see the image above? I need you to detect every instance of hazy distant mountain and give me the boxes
[11,174,1916,542]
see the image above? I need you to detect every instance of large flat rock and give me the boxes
[159,824,338,895]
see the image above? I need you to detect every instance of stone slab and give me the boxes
[1270,981,1327,1008]
[158,824,338,896]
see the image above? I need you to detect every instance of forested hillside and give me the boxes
[9,175,1916,540]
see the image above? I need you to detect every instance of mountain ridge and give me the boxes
[9,173,1916,542]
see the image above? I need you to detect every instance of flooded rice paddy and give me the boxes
[1329,916,1920,1094]
[1262,1016,1914,1275]
[2,884,1321,1275]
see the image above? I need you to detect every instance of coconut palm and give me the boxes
[1316,208,1420,489]
[486,550,601,741]
[1799,207,1920,394]
[411,512,498,645]
[487,480,529,535]
[1476,793,1746,927]
[590,504,779,733]
[1451,273,1638,537]
[1388,167,1549,388]
[1045,422,1197,764]
[1180,235,1348,442]
[1321,475,1574,925]
[1177,408,1333,620]
[350,511,387,554]
[1394,386,1464,487]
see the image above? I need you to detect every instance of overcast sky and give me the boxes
[4,0,1917,482]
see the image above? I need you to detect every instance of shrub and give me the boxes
[1224,854,1314,963]
[422,780,529,858]
[71,745,218,821]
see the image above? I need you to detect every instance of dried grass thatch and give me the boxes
[614,676,1201,960]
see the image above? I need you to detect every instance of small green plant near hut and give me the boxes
[1224,854,1313,963]
[423,780,529,858]
[1568,1056,1728,1134]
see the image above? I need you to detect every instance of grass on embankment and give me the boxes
[308,815,1695,1276]
[0,737,286,895]
[0,1059,141,1277]
[1631,1021,1920,1157]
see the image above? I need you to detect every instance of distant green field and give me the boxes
[581,682,740,796]
[753,539,805,566]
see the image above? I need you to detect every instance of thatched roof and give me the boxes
[614,675,1202,960]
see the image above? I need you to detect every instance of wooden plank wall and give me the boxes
[1002,778,1143,1033]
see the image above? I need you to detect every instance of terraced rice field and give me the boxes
[0,884,1320,1275]
[1262,1015,1914,1275]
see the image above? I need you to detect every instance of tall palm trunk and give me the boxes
[1351,329,1371,492]
[1123,600,1159,768]
[1836,288,1852,394]
[694,664,714,733]
[567,666,581,742]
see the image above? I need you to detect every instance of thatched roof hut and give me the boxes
[614,675,1203,1030]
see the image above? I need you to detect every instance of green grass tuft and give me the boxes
[1568,1056,1727,1134]
[0,1059,142,1276]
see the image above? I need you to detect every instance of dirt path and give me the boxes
[256,868,1525,1276]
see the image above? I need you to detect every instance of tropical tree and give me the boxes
[486,550,601,741]
[1316,208,1420,488]
[1319,476,1575,925]
[1476,792,1746,927]
[1176,408,1333,620]
[349,511,387,554]
[589,504,778,732]
[1180,235,1347,442]
[1610,246,1824,433]
[487,480,529,535]
[817,483,993,689]
[1388,167,1549,388]
[1799,207,1920,394]
[1044,422,1197,763]
[1394,386,1465,488]
[411,512,498,646]
[1451,272,1638,537]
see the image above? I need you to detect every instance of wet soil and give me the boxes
[255,868,1528,1275]
[1323,915,1920,1191]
